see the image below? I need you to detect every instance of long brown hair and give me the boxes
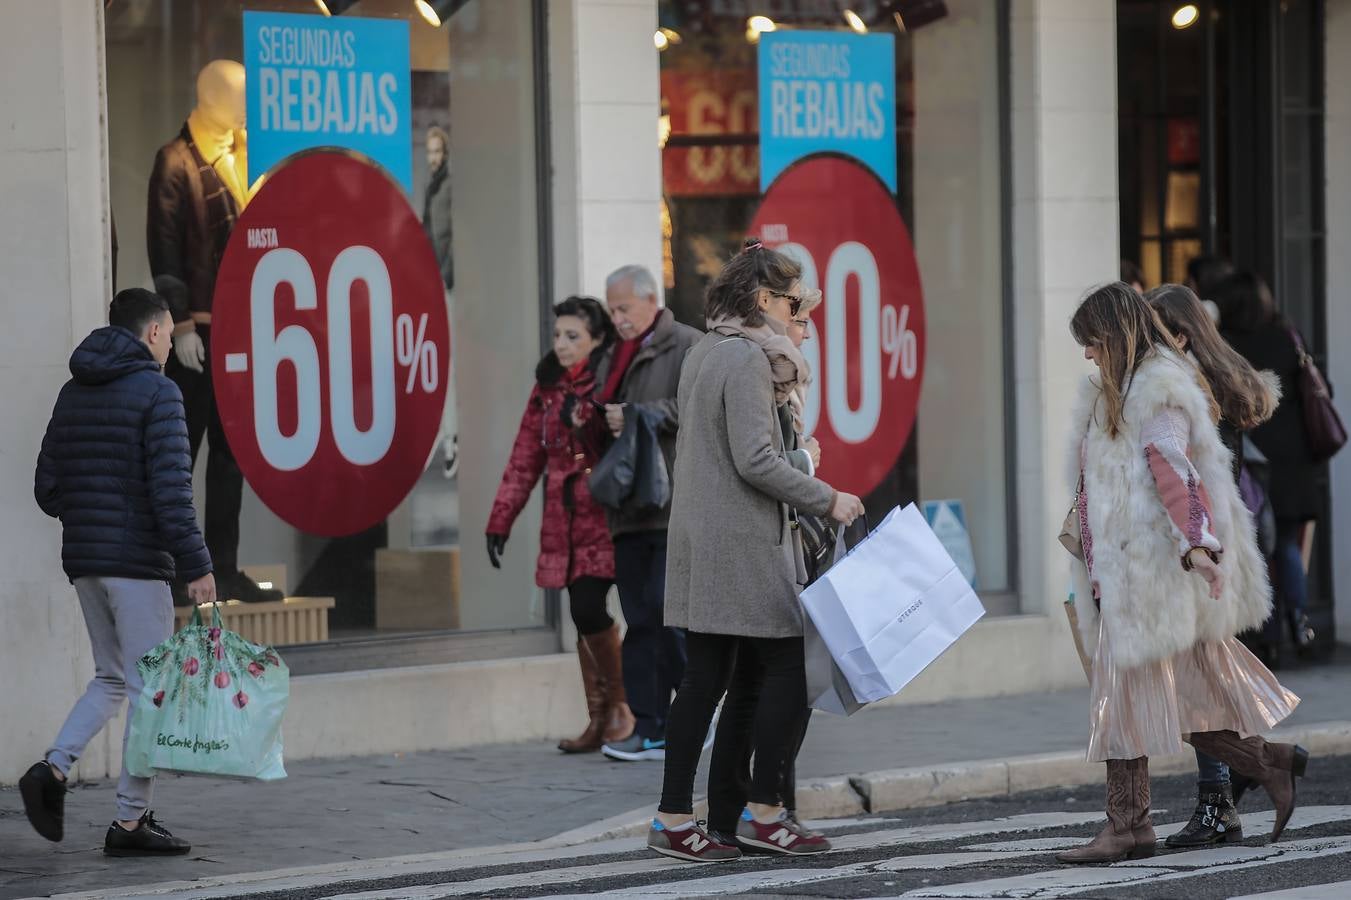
[1070,282,1215,437]
[1146,284,1276,430]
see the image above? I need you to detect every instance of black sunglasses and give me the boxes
[769,290,804,316]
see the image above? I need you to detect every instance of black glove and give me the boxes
[486,533,506,569]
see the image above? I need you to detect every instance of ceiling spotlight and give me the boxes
[1172,4,1199,28]
[843,9,868,33]
[654,27,681,51]
[748,15,777,34]
[415,0,441,27]
[314,0,332,15]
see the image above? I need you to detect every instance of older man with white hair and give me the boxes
[596,265,701,762]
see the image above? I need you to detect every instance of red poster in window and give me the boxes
[749,156,926,499]
[1169,118,1200,166]
[662,69,759,196]
[212,151,450,537]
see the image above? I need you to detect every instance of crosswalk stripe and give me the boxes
[318,813,1107,900]
[549,864,876,899]
[897,835,1351,898]
[1233,880,1351,899]
[323,858,682,900]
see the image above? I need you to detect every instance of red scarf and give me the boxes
[597,317,659,403]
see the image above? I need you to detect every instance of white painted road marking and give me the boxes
[1233,879,1351,898]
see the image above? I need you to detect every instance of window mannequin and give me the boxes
[147,60,279,605]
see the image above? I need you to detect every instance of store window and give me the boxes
[658,0,1013,600]
[105,0,552,669]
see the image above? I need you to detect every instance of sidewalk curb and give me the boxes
[853,720,1351,813]
[542,720,1351,847]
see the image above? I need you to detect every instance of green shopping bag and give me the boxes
[125,604,289,780]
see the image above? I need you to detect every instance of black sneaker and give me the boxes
[220,573,284,604]
[104,811,191,857]
[19,761,67,842]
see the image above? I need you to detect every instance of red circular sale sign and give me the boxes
[750,156,925,498]
[213,151,449,536]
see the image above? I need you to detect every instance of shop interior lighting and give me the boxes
[748,15,777,34]
[313,0,332,15]
[654,27,681,50]
[843,9,868,33]
[415,0,441,27]
[1172,4,1199,28]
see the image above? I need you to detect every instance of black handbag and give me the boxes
[587,411,639,509]
[798,513,868,585]
[587,405,671,512]
[631,407,671,512]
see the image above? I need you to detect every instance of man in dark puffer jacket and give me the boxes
[21,289,215,858]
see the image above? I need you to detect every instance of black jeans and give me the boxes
[658,631,808,816]
[165,325,243,577]
[568,576,615,636]
[706,641,813,834]
[615,530,686,740]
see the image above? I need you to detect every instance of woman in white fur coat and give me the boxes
[1059,283,1305,865]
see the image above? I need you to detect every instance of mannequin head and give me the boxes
[426,126,448,174]
[195,60,246,133]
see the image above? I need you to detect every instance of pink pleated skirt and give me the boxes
[1086,615,1300,762]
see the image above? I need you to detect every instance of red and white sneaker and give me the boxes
[647,819,742,863]
[735,809,832,855]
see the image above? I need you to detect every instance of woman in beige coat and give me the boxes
[644,240,863,864]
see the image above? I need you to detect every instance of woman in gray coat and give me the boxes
[645,240,864,864]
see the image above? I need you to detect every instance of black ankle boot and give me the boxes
[1164,781,1243,848]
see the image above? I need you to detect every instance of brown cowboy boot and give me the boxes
[1187,730,1308,842]
[558,636,607,753]
[588,623,636,744]
[1057,757,1156,864]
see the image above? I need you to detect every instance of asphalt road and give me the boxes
[183,752,1351,900]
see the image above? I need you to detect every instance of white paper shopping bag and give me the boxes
[800,504,986,703]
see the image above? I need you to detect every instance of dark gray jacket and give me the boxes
[600,308,701,536]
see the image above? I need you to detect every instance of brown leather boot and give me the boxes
[1057,757,1156,864]
[557,637,606,753]
[1187,730,1308,842]
[588,623,636,744]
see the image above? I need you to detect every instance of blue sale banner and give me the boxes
[758,30,896,193]
[243,11,412,192]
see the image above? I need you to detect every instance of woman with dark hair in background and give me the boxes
[645,240,864,863]
[1146,284,1279,849]
[1212,273,1320,664]
[487,296,633,754]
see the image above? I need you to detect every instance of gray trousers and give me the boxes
[47,577,173,822]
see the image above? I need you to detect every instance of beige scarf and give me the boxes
[707,314,811,430]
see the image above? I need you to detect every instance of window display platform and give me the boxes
[173,596,336,647]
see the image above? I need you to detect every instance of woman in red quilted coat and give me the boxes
[487,296,634,752]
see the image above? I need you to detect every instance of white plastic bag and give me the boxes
[800,504,985,703]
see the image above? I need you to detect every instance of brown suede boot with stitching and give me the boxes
[1057,757,1156,864]
[1187,730,1308,842]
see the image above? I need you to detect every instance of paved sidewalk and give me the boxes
[2,651,1348,899]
